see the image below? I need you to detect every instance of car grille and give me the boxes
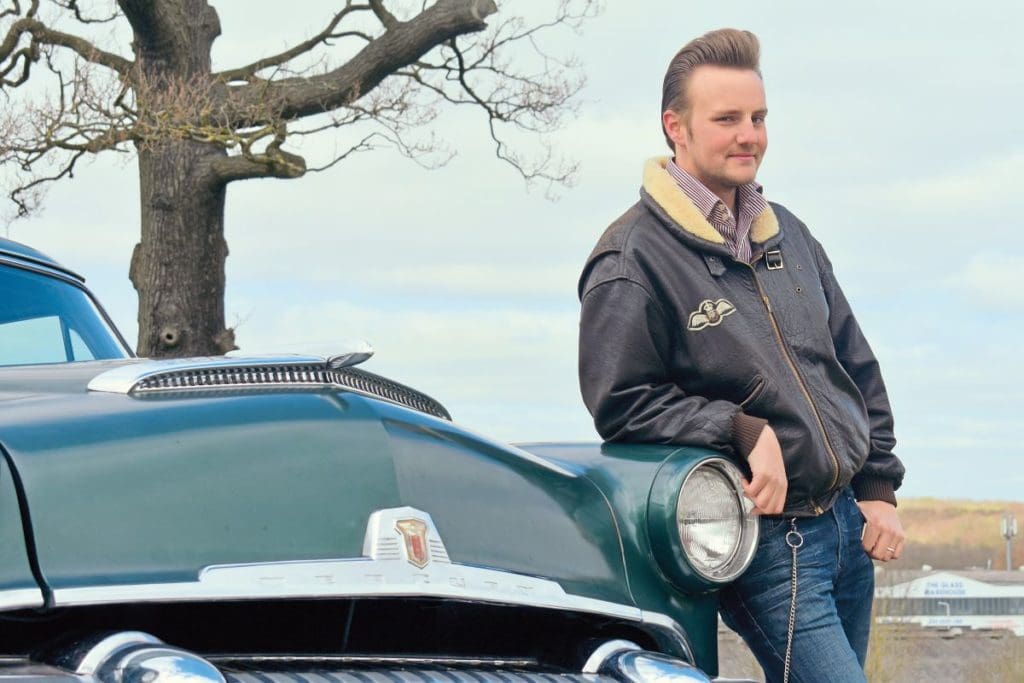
[133,364,451,420]
[215,656,613,683]
[224,670,611,683]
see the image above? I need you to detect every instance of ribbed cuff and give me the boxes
[852,476,897,506]
[732,412,769,459]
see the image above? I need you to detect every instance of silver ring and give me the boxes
[886,546,896,552]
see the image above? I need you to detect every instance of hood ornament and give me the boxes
[395,518,431,569]
[327,341,374,370]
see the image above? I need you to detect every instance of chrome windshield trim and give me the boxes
[0,252,83,282]
[86,355,330,394]
[0,587,44,611]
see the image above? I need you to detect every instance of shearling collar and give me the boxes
[641,157,779,245]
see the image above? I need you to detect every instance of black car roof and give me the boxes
[0,236,84,281]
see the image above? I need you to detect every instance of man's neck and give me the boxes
[717,188,739,216]
[672,159,738,213]
[702,183,739,217]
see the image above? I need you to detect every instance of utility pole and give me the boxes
[1001,512,1018,571]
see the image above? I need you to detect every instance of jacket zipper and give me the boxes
[744,264,838,514]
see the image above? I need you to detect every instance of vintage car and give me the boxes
[0,236,759,683]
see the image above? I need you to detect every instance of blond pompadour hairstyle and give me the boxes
[660,28,762,150]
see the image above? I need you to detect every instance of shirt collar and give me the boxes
[666,159,765,220]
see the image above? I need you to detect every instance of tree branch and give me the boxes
[305,132,381,172]
[49,0,119,24]
[0,17,132,76]
[214,1,372,83]
[7,147,86,218]
[205,148,307,183]
[227,0,498,124]
[368,0,398,29]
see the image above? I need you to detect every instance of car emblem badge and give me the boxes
[687,298,736,331]
[395,518,431,568]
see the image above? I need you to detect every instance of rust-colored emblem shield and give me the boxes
[395,518,431,568]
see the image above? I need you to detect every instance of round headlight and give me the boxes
[676,459,758,582]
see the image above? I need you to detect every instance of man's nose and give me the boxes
[735,119,758,144]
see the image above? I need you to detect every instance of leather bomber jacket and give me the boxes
[578,158,905,516]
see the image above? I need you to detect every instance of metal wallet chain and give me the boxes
[783,519,804,683]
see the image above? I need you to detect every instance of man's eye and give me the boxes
[753,115,767,124]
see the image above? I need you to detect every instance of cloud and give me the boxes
[954,253,1024,309]
[878,151,1024,213]
[232,262,582,302]
[236,300,576,368]
[360,263,580,298]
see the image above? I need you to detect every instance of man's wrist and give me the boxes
[732,412,769,459]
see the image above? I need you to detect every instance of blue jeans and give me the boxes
[719,487,874,683]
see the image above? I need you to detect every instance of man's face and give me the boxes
[663,66,768,201]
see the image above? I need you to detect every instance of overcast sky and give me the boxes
[8,1,1023,500]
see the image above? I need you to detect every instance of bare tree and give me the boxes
[0,0,595,356]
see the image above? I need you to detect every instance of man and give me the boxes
[577,28,906,682]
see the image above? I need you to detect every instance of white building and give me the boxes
[875,570,1024,636]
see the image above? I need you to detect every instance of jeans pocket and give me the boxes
[760,515,789,535]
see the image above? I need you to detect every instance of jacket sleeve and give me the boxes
[814,242,906,504]
[579,274,761,452]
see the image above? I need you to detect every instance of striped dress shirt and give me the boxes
[666,160,768,264]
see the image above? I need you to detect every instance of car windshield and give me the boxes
[0,263,130,366]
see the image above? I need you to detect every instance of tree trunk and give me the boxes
[130,140,234,357]
[122,0,232,358]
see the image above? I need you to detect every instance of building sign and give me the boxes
[922,579,967,597]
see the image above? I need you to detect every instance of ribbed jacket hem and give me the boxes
[732,413,769,459]
[852,476,897,506]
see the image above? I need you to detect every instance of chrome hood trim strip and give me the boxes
[51,555,637,618]
[84,349,452,420]
[51,506,620,612]
[46,506,687,653]
[26,507,695,660]
[0,587,44,611]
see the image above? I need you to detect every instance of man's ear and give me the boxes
[662,109,687,154]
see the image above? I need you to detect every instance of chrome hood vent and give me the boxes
[87,352,451,420]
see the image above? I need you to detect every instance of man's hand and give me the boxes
[742,425,787,515]
[858,500,905,562]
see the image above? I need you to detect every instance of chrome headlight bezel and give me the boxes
[648,454,759,590]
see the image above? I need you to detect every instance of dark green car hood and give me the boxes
[0,360,632,614]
